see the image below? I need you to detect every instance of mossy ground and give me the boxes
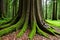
[46,20,60,28]
[1,29,60,40]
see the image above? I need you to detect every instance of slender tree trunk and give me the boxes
[45,0,47,19]
[5,0,9,18]
[52,0,57,20]
[41,0,44,19]
[0,0,5,18]
[58,2,60,19]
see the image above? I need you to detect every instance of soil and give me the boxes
[1,29,60,40]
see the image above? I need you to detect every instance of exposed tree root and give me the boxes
[0,0,60,40]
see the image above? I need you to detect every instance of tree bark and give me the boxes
[0,0,59,38]
[45,0,47,19]
[52,0,57,20]
[0,0,5,18]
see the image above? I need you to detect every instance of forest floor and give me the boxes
[46,20,60,27]
[1,29,60,40]
[1,20,60,40]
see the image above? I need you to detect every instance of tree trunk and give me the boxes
[45,0,47,19]
[52,0,57,20]
[0,0,5,18]
[58,1,60,19]
[0,0,59,39]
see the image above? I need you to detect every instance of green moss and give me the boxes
[0,13,25,37]
[28,21,36,40]
[36,24,49,38]
[46,20,60,35]
[17,14,29,38]
[0,18,11,25]
[0,15,18,28]
[46,20,60,28]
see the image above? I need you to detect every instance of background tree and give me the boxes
[57,0,60,20]
[45,0,47,19]
[0,0,5,19]
[52,0,57,20]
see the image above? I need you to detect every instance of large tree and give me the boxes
[0,0,60,40]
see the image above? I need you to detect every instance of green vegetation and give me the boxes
[0,0,60,40]
[46,20,60,27]
[36,24,49,38]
